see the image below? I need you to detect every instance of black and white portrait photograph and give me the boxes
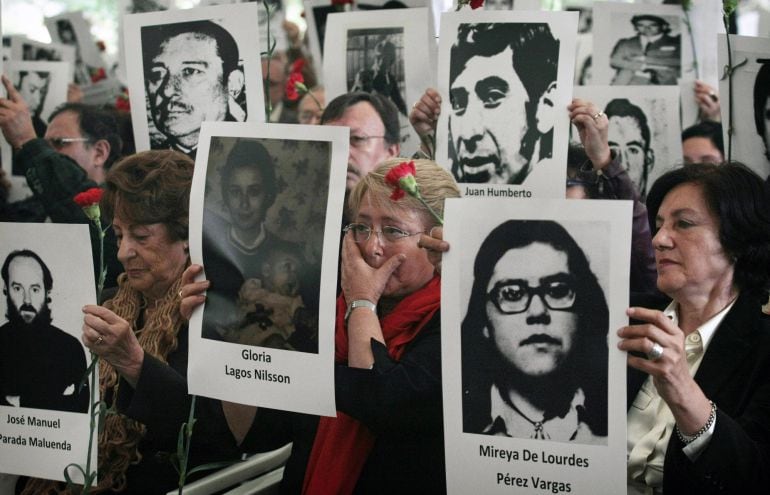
[187,121,347,416]
[7,36,76,67]
[44,11,108,86]
[123,3,265,160]
[592,2,694,87]
[0,223,97,482]
[116,0,173,82]
[717,34,770,179]
[441,198,630,494]
[436,10,578,198]
[323,8,435,157]
[461,219,608,445]
[347,28,407,116]
[573,85,683,197]
[1,61,71,179]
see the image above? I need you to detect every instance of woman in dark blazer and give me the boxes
[621,162,770,494]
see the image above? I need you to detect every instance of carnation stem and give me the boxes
[415,195,443,225]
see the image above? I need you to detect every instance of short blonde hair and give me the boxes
[348,158,461,227]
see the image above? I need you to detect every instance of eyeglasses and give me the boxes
[344,223,422,244]
[350,134,386,149]
[487,278,576,314]
[46,137,91,149]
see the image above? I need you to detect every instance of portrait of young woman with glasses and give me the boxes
[461,219,609,445]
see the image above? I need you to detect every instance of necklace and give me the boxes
[506,399,550,440]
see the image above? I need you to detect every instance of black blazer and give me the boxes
[628,293,770,494]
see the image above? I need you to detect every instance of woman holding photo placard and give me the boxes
[182,158,460,494]
[20,150,283,494]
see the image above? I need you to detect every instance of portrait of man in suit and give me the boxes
[610,14,681,85]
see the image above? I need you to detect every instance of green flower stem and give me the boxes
[723,15,734,162]
[263,0,276,121]
[82,353,98,492]
[414,193,443,226]
[177,395,198,495]
[76,215,106,494]
[683,8,700,80]
[305,89,323,112]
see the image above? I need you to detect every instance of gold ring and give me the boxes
[178,289,183,299]
[96,335,104,345]
[592,111,604,122]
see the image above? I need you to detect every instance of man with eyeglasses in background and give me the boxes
[321,91,400,196]
[0,76,124,288]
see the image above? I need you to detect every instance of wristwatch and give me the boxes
[344,299,377,325]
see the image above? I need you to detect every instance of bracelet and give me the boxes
[344,299,376,325]
[676,400,717,445]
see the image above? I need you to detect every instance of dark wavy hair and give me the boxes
[461,220,608,437]
[449,22,559,170]
[646,162,770,299]
[101,150,194,242]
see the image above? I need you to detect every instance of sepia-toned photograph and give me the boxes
[187,121,347,417]
[200,135,328,354]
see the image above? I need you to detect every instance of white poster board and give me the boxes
[573,85,683,197]
[718,34,770,179]
[1,60,72,202]
[441,198,630,495]
[435,10,578,199]
[123,3,266,159]
[187,121,348,416]
[323,8,435,158]
[0,223,98,483]
[44,11,108,87]
[593,2,694,88]
[7,36,76,67]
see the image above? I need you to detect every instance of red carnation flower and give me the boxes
[74,187,104,207]
[384,161,417,201]
[470,0,484,9]
[286,72,305,101]
[90,67,107,83]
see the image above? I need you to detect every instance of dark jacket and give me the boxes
[279,312,445,494]
[628,292,770,494]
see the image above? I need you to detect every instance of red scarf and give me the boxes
[302,275,441,495]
